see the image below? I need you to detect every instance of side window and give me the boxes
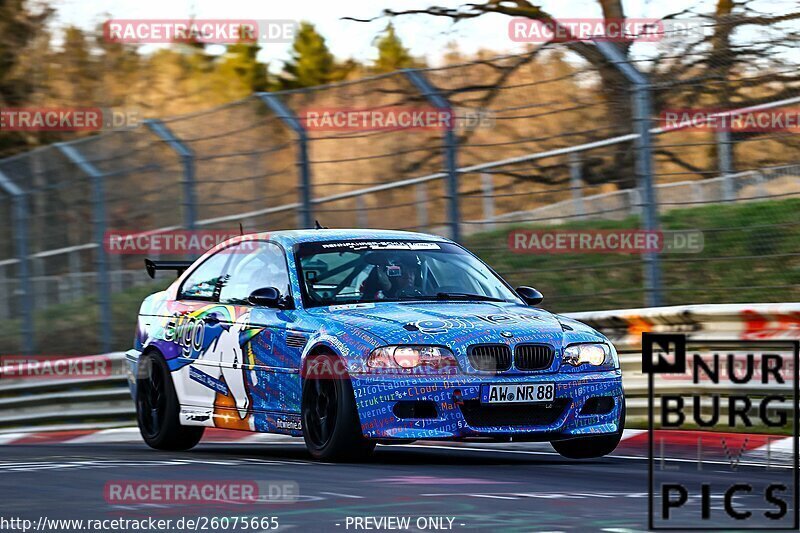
[179,252,232,300]
[219,241,290,305]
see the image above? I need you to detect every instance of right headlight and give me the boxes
[562,343,617,369]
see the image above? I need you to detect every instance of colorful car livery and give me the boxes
[127,229,624,461]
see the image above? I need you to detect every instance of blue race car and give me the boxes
[127,229,624,461]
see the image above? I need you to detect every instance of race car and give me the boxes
[127,229,624,461]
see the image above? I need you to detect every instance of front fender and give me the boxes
[300,320,389,377]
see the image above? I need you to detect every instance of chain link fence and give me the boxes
[1,19,799,354]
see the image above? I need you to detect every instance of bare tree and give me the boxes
[348,0,800,188]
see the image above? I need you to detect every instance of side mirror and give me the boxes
[248,287,281,308]
[516,286,544,306]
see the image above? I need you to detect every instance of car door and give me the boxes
[216,240,297,418]
[169,249,236,413]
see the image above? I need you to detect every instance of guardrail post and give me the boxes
[257,93,313,229]
[480,173,495,231]
[110,253,122,293]
[32,257,44,308]
[415,184,428,231]
[355,196,368,228]
[403,69,461,242]
[692,182,705,204]
[594,41,662,307]
[569,153,585,218]
[716,129,735,201]
[629,188,642,217]
[0,266,7,319]
[145,120,197,231]
[0,170,35,353]
[754,171,767,197]
[69,250,82,300]
[56,143,112,353]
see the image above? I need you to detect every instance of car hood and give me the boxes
[308,301,605,351]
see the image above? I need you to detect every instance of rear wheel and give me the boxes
[302,355,375,461]
[551,398,625,459]
[136,351,204,451]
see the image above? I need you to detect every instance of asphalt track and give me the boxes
[0,438,795,532]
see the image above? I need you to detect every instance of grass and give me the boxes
[0,283,162,355]
[466,197,800,312]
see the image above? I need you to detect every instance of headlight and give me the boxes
[563,343,611,367]
[367,345,458,374]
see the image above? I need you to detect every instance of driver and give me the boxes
[360,254,422,300]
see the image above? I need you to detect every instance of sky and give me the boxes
[49,0,793,68]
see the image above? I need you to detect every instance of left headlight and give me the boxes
[367,345,459,374]
[562,343,615,368]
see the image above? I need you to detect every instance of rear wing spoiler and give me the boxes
[145,259,193,279]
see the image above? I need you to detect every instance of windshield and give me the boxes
[296,240,522,307]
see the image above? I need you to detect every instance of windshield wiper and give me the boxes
[394,293,506,303]
[435,292,506,302]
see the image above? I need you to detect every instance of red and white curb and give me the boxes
[0,427,296,446]
[617,429,797,464]
[0,427,793,465]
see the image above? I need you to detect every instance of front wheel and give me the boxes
[551,399,625,459]
[301,356,375,462]
[136,351,204,451]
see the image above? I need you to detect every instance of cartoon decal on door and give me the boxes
[138,302,265,431]
[208,312,253,420]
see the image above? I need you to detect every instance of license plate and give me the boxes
[482,383,555,404]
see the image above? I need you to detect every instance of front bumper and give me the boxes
[350,370,623,440]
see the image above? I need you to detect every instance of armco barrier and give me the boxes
[0,303,797,432]
[0,352,133,431]
[570,303,800,423]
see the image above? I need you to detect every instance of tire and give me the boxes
[136,350,204,451]
[301,355,375,462]
[551,397,625,459]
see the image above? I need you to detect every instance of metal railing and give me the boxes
[1,25,799,353]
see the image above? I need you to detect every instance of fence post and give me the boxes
[569,153,585,218]
[56,143,112,353]
[257,93,313,229]
[403,69,461,242]
[594,41,663,307]
[145,119,197,231]
[716,129,735,201]
[0,171,35,354]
